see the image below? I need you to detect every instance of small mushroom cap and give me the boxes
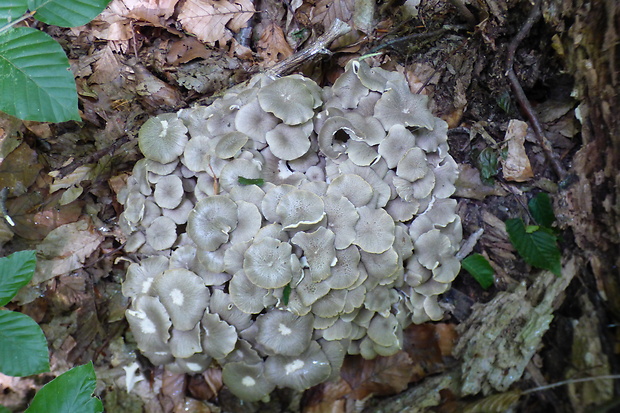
[235,98,279,143]
[188,195,238,251]
[325,245,361,290]
[377,125,417,169]
[264,341,331,391]
[218,158,262,193]
[125,295,172,353]
[258,76,316,125]
[123,256,169,298]
[182,134,215,173]
[215,131,249,159]
[346,140,380,166]
[275,189,325,230]
[374,84,435,131]
[229,200,262,244]
[243,237,296,288]
[323,194,359,250]
[265,121,313,161]
[326,174,374,208]
[209,290,252,331]
[201,312,238,359]
[396,147,429,182]
[367,313,401,347]
[256,310,314,356]
[169,324,202,358]
[331,62,369,109]
[229,270,270,314]
[152,268,210,331]
[145,216,177,251]
[413,229,453,269]
[291,227,337,282]
[139,114,188,164]
[318,116,362,159]
[222,361,275,402]
[311,289,347,318]
[353,206,395,253]
[154,174,184,209]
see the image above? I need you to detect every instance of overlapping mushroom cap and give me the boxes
[119,60,461,401]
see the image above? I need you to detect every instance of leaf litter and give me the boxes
[0,0,614,412]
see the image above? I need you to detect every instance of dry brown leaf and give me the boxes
[178,0,255,46]
[123,0,179,23]
[257,22,293,66]
[90,45,122,85]
[34,220,104,284]
[312,0,354,29]
[501,119,534,182]
[167,37,212,65]
[0,142,43,196]
[341,352,414,399]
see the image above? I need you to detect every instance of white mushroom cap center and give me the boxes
[242,376,256,387]
[142,279,153,294]
[278,323,292,336]
[185,362,203,372]
[140,318,156,334]
[170,288,184,306]
[285,359,305,375]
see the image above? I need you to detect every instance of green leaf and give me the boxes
[0,1,28,26]
[528,192,556,228]
[0,250,36,306]
[238,176,265,186]
[25,362,103,413]
[0,309,49,376]
[0,27,79,122]
[282,283,291,305]
[462,253,495,289]
[0,405,12,413]
[475,147,499,185]
[28,0,110,27]
[506,218,562,276]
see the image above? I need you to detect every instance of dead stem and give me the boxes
[505,0,567,179]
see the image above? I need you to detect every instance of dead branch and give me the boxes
[505,0,567,179]
[265,19,351,77]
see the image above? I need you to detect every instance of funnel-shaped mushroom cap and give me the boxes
[188,195,238,251]
[215,131,249,159]
[396,147,429,182]
[368,313,401,347]
[201,312,238,359]
[154,174,184,209]
[256,310,314,356]
[378,124,417,168]
[266,121,313,161]
[353,206,395,254]
[413,229,453,270]
[264,341,331,391]
[123,256,169,298]
[139,114,188,164]
[152,268,210,331]
[323,194,359,250]
[145,216,177,251]
[222,361,275,402]
[331,62,369,109]
[326,174,374,208]
[318,116,362,159]
[125,295,172,353]
[229,270,270,314]
[374,85,435,131]
[235,98,279,143]
[243,237,296,288]
[275,189,325,230]
[292,227,337,282]
[258,76,316,125]
[169,324,202,358]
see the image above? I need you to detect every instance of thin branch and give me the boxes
[265,19,351,77]
[505,0,567,179]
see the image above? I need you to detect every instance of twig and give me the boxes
[56,134,132,178]
[505,0,566,179]
[265,19,351,77]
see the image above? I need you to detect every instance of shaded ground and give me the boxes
[0,0,618,412]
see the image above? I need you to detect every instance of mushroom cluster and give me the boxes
[118,59,461,401]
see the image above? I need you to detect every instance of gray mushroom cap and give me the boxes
[145,216,177,251]
[256,310,314,356]
[243,237,297,289]
[125,295,171,353]
[187,195,238,251]
[265,120,313,161]
[275,189,325,230]
[169,324,202,358]
[154,174,184,209]
[222,361,275,402]
[122,255,169,298]
[235,98,279,143]
[138,114,188,164]
[264,341,331,391]
[292,227,337,283]
[353,206,395,253]
[201,312,238,359]
[378,125,417,169]
[151,268,210,331]
[374,83,436,131]
[258,76,316,125]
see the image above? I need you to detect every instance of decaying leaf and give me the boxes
[454,164,508,200]
[178,0,255,46]
[501,120,534,182]
[0,143,43,196]
[341,352,414,399]
[34,220,104,284]
[257,22,293,66]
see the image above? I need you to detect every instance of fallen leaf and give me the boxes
[167,36,212,65]
[341,352,414,399]
[0,142,43,196]
[257,22,293,66]
[501,119,534,182]
[34,220,104,284]
[178,0,255,46]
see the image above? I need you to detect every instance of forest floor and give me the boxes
[0,0,617,412]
